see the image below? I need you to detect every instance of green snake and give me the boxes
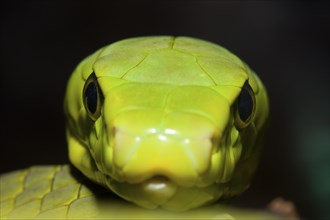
[0,36,271,219]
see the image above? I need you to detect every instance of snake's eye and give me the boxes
[83,72,103,121]
[235,81,256,129]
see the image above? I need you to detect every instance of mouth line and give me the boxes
[142,175,174,191]
[146,175,171,183]
[106,174,177,185]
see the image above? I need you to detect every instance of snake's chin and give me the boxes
[141,176,178,205]
[105,174,223,211]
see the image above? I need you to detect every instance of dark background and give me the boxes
[0,1,329,219]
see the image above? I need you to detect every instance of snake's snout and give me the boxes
[112,127,214,187]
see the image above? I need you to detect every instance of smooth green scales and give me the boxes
[0,36,270,219]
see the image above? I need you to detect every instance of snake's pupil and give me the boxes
[238,83,254,121]
[85,82,98,114]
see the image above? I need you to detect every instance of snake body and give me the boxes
[1,36,270,218]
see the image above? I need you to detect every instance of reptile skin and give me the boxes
[1,36,272,219]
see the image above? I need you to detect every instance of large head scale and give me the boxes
[64,36,269,211]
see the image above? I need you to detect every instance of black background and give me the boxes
[1,1,329,219]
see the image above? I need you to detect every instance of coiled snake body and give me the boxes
[0,36,271,219]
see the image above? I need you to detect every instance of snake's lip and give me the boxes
[119,171,197,188]
[107,170,198,188]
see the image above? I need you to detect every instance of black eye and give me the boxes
[83,72,103,121]
[235,81,255,129]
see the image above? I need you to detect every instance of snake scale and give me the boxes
[0,36,273,219]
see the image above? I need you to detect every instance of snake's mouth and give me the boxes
[105,174,180,208]
[105,172,221,211]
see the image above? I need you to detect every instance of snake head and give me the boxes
[64,36,269,211]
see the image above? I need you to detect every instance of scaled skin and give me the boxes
[0,165,281,219]
[64,36,269,211]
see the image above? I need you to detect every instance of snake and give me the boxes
[0,36,271,219]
